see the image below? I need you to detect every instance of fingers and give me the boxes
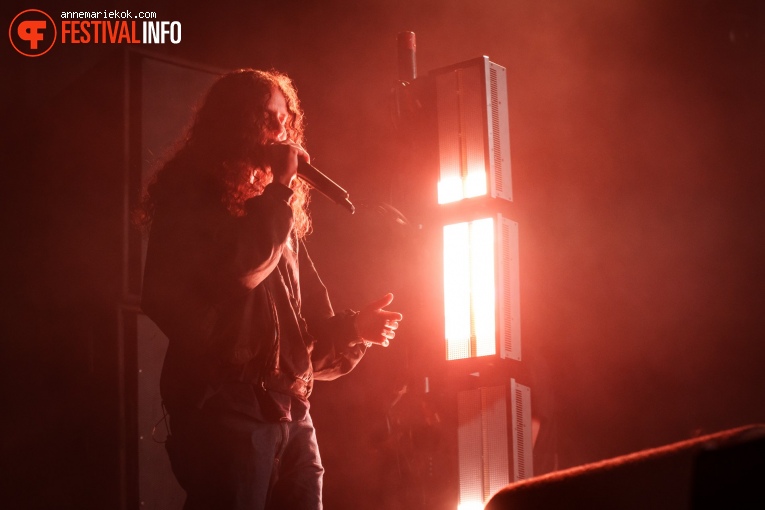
[377,318,400,347]
[381,310,404,322]
[384,319,399,331]
[271,141,309,162]
[277,141,309,163]
[354,292,403,348]
[267,142,309,187]
[362,292,395,312]
[381,320,398,338]
[296,144,310,165]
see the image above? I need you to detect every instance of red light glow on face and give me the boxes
[443,217,496,360]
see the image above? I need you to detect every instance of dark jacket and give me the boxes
[141,181,365,411]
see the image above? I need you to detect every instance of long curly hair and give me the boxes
[135,69,312,238]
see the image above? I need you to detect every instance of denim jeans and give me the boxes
[166,393,324,510]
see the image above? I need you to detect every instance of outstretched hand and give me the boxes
[352,293,403,347]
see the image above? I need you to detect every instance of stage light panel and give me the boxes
[433,56,512,205]
[443,215,521,361]
[444,217,496,359]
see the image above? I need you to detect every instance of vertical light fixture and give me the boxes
[432,56,520,362]
[456,379,533,509]
[435,56,512,205]
[430,56,531,509]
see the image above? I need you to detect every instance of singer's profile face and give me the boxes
[263,88,289,143]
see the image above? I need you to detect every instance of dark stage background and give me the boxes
[3,0,764,509]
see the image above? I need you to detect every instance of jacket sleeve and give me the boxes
[298,242,367,381]
[225,182,295,291]
[141,181,299,407]
[142,182,294,352]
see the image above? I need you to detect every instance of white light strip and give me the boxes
[444,217,496,359]
[438,168,487,204]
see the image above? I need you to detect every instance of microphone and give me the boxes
[297,159,355,214]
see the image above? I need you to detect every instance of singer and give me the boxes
[136,69,402,510]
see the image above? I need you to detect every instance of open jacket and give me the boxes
[141,181,365,411]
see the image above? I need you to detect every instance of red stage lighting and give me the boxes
[430,56,532,508]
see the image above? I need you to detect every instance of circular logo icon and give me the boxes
[9,9,57,57]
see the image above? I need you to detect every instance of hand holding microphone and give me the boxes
[266,141,307,187]
[267,141,355,214]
